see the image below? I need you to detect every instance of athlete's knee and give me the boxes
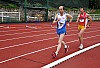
[58,40,62,44]
[78,33,82,37]
[84,28,86,30]
[57,44,62,47]
[62,41,64,43]
[62,41,66,44]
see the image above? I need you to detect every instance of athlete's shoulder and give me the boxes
[58,13,60,15]
[64,12,66,14]
[86,13,89,16]
[66,13,71,16]
[78,14,80,17]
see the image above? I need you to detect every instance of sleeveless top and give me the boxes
[57,12,67,30]
[79,12,88,26]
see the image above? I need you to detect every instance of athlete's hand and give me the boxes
[57,18,61,21]
[86,25,90,28]
[76,21,78,23]
[67,23,70,26]
[76,21,78,25]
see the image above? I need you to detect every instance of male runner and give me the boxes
[76,8,92,49]
[52,6,73,58]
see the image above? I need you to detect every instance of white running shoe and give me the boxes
[64,45,69,53]
[79,44,83,49]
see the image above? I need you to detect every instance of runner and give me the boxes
[76,8,92,49]
[52,6,73,58]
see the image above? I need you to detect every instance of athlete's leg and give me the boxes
[58,34,69,53]
[62,40,69,53]
[55,33,65,55]
[58,32,67,47]
[78,28,86,44]
[58,35,67,47]
[78,28,86,49]
[62,41,66,46]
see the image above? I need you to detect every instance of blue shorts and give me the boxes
[57,29,66,35]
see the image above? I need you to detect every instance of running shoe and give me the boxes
[64,45,69,53]
[51,52,57,58]
[79,44,84,49]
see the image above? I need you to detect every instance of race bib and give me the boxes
[80,19,84,22]
[58,22,64,29]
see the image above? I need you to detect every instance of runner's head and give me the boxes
[59,6,64,14]
[80,8,85,14]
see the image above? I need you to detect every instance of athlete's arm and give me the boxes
[53,14,58,24]
[87,13,92,26]
[76,14,80,25]
[66,14,73,23]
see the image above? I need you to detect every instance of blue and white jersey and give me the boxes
[56,12,69,35]
[57,12,67,29]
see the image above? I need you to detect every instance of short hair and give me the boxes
[63,6,65,10]
[59,6,64,10]
[80,7,85,10]
[80,7,85,12]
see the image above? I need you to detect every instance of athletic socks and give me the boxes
[64,45,67,48]
[79,44,83,49]
[55,52,58,56]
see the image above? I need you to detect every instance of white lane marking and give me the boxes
[0,26,99,36]
[0,29,99,50]
[42,43,100,68]
[0,32,56,42]
[0,29,78,42]
[0,35,99,64]
[0,29,55,36]
[0,30,99,50]
[0,29,99,42]
[0,28,30,32]
[0,25,57,32]
[0,37,57,50]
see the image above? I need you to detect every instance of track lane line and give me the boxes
[0,28,31,32]
[0,35,99,64]
[0,27,99,42]
[0,25,62,32]
[0,30,99,50]
[0,26,76,36]
[0,29,55,36]
[0,26,99,36]
[0,29,78,42]
[42,43,100,68]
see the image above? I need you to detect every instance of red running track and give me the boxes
[0,22,100,68]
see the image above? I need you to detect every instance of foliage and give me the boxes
[89,9,100,14]
[48,8,57,10]
[8,4,17,8]
[34,3,43,7]
[0,3,18,8]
